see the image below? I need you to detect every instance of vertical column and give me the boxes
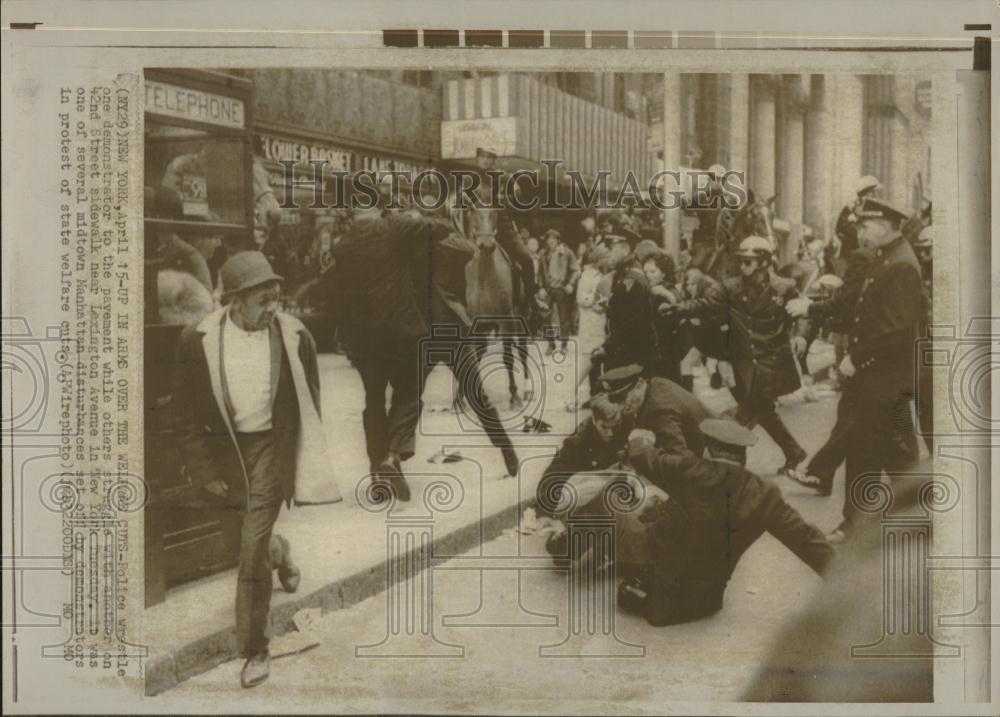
[728,74,750,175]
[750,75,777,201]
[779,75,806,265]
[804,75,833,242]
[661,71,682,257]
[830,74,864,236]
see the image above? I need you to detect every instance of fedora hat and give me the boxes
[220,251,283,298]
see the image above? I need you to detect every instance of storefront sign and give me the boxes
[441,117,518,159]
[256,134,352,173]
[256,131,431,180]
[145,80,246,129]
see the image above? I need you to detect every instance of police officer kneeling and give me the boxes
[618,419,836,627]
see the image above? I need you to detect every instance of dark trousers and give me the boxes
[842,390,918,530]
[645,484,832,627]
[429,335,519,475]
[731,383,805,465]
[759,482,836,575]
[355,342,421,468]
[806,386,857,487]
[234,431,283,658]
[546,287,572,347]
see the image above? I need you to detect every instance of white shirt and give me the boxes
[222,313,273,432]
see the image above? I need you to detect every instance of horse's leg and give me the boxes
[502,337,523,409]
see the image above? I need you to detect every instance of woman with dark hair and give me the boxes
[643,252,692,386]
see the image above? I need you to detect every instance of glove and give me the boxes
[786,297,811,318]
[626,428,656,458]
[786,297,812,318]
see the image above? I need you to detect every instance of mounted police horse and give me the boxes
[690,190,778,281]
[460,198,533,411]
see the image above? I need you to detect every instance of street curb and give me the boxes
[145,496,531,695]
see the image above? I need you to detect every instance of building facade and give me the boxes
[649,72,934,261]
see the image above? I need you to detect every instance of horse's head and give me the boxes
[748,194,778,251]
[253,160,281,245]
[469,204,498,250]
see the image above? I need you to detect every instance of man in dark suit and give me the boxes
[788,197,926,543]
[172,252,340,688]
[619,419,835,626]
[325,201,452,501]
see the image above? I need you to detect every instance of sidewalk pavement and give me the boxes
[144,339,838,695]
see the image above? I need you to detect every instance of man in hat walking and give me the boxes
[619,419,835,626]
[172,251,341,688]
[591,232,658,377]
[668,235,808,478]
[788,197,926,542]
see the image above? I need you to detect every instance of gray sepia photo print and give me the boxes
[1,2,997,714]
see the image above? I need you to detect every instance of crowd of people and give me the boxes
[163,157,933,686]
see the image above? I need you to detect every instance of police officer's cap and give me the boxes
[476,146,498,161]
[597,364,644,401]
[856,197,908,227]
[698,418,758,448]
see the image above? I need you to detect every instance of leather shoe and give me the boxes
[278,564,301,593]
[240,652,270,688]
[377,460,411,502]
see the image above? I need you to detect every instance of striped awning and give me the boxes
[442,74,656,188]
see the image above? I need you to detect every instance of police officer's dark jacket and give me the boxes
[683,272,801,399]
[535,378,712,517]
[808,235,925,399]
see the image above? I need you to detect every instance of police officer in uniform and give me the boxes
[535,364,713,521]
[591,233,658,377]
[618,419,835,626]
[833,175,881,270]
[788,197,925,543]
[669,235,808,478]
